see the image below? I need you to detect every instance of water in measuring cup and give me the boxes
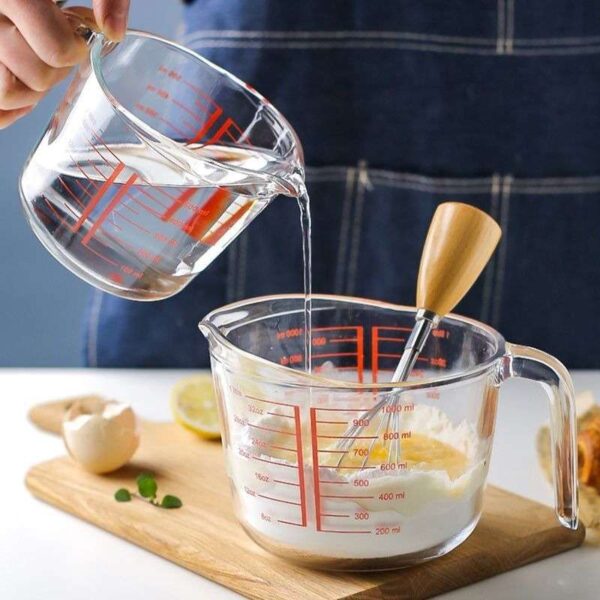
[22,140,313,367]
[296,191,312,372]
[23,144,291,295]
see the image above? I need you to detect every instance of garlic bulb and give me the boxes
[62,397,140,474]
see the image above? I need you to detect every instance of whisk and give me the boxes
[337,202,502,467]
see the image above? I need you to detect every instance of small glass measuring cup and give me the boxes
[200,294,579,570]
[20,28,303,300]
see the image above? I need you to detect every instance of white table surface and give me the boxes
[0,368,598,600]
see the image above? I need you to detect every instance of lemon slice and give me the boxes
[170,375,221,440]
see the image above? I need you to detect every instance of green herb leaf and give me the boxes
[161,495,183,509]
[114,488,132,502]
[136,473,158,499]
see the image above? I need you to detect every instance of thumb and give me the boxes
[93,0,131,41]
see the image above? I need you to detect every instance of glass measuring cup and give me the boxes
[200,294,578,570]
[20,29,303,300]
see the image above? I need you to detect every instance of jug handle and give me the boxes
[501,342,578,530]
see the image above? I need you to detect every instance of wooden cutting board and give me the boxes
[26,400,585,600]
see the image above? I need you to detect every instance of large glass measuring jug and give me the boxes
[200,295,579,570]
[20,30,303,300]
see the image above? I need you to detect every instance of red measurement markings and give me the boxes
[371,326,379,383]
[184,189,232,240]
[67,152,104,190]
[245,393,295,409]
[42,196,66,228]
[310,326,364,383]
[171,97,202,123]
[71,162,125,234]
[100,227,135,250]
[256,494,301,507]
[131,195,163,219]
[273,479,300,487]
[311,352,358,359]
[174,74,253,145]
[116,210,151,234]
[316,407,374,412]
[56,176,85,209]
[247,422,296,436]
[161,187,233,242]
[135,187,169,212]
[82,239,120,268]
[161,188,197,221]
[293,405,307,527]
[156,114,189,139]
[267,444,297,453]
[250,455,297,469]
[202,200,254,246]
[333,465,376,470]
[430,357,448,368]
[82,174,138,245]
[72,178,97,199]
[86,122,122,164]
[189,105,223,143]
[313,326,363,332]
[81,131,117,174]
[319,480,349,485]
[320,530,371,534]
[309,408,322,531]
[266,411,294,419]
[371,325,415,383]
[134,101,189,139]
[321,495,374,500]
[356,326,364,383]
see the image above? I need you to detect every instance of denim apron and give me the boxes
[85,0,600,368]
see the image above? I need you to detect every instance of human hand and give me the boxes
[0,0,130,128]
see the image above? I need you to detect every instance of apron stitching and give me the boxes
[334,167,357,294]
[226,242,238,302]
[370,180,491,193]
[87,289,104,368]
[187,40,498,54]
[183,30,495,45]
[370,171,491,186]
[516,45,600,55]
[187,38,600,56]
[346,161,372,295]
[505,0,515,55]
[518,35,600,45]
[184,29,600,47]
[186,31,600,56]
[513,186,600,194]
[236,232,249,299]
[480,174,502,323]
[491,175,513,328]
[307,168,600,193]
[497,0,506,55]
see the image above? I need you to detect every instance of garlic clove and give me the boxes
[62,398,140,474]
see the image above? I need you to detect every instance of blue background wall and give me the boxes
[0,1,181,366]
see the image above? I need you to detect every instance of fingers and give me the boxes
[0,104,36,129]
[0,17,71,93]
[93,0,131,41]
[0,64,44,109]
[0,0,88,68]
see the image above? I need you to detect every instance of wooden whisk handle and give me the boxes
[416,202,501,317]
